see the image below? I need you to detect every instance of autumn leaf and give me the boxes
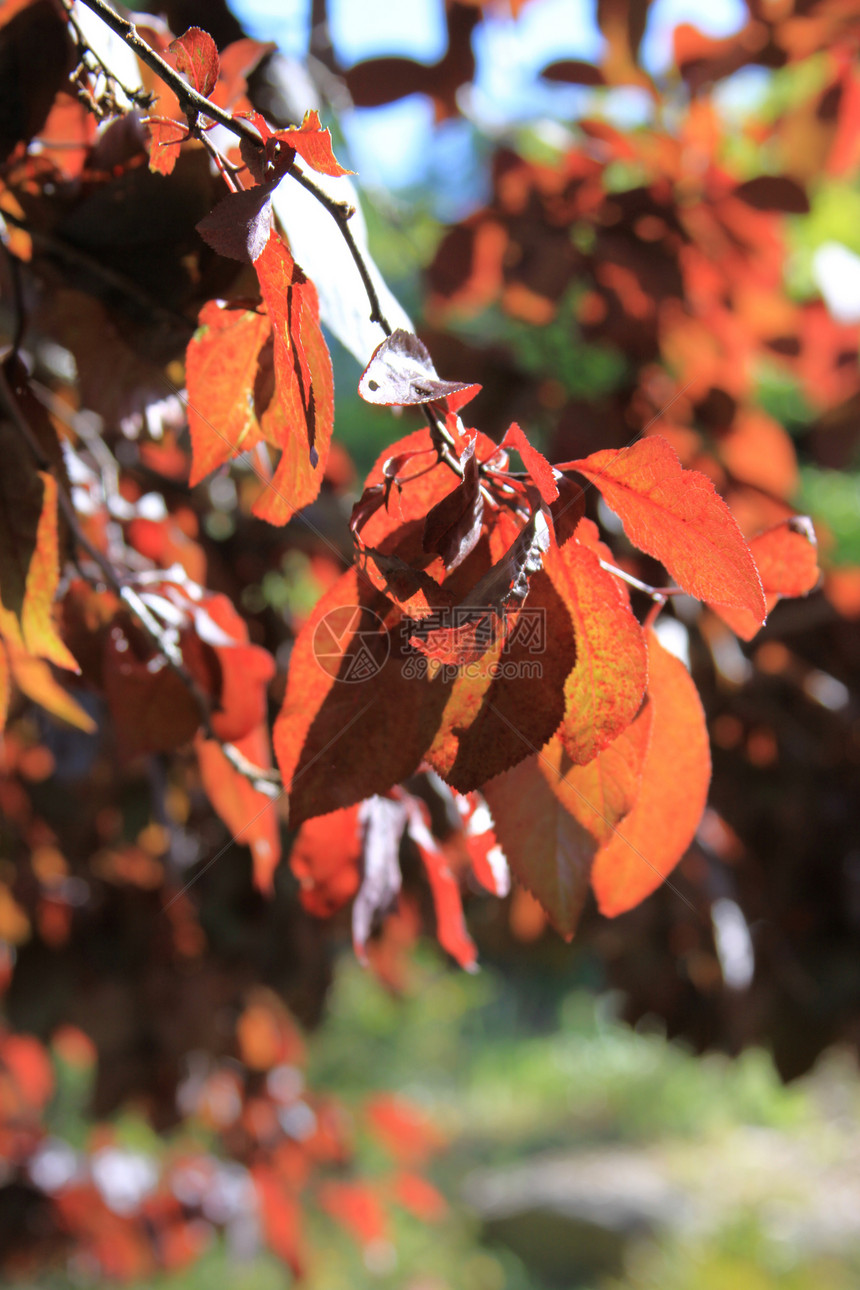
[590,630,710,917]
[559,435,766,620]
[168,26,219,98]
[274,109,353,177]
[195,725,281,893]
[252,232,334,523]
[543,524,647,765]
[186,301,269,484]
[404,798,477,970]
[359,329,476,407]
[483,755,598,939]
[539,698,652,845]
[713,517,819,640]
[500,422,559,503]
[289,803,363,916]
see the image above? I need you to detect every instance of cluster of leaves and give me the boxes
[0,0,853,1279]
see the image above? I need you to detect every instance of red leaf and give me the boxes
[251,233,334,523]
[317,1180,387,1247]
[423,438,484,571]
[195,726,281,893]
[194,591,275,744]
[359,329,476,407]
[590,630,711,917]
[714,517,819,640]
[391,1171,447,1221]
[560,436,766,620]
[500,422,559,503]
[454,792,509,896]
[289,803,362,916]
[483,756,597,939]
[406,800,477,969]
[273,569,441,823]
[274,109,352,177]
[253,1165,304,1275]
[185,300,269,486]
[169,26,220,98]
[366,1093,446,1164]
[196,185,274,263]
[103,615,203,756]
[543,529,647,764]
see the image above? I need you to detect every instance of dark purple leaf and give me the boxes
[196,187,274,264]
[733,176,809,214]
[358,329,476,406]
[423,440,484,571]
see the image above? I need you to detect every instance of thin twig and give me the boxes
[73,0,392,337]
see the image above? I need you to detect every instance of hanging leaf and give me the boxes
[359,330,476,407]
[274,110,353,177]
[352,796,407,961]
[500,422,559,504]
[251,232,334,524]
[405,799,477,970]
[195,725,281,893]
[483,756,597,939]
[714,517,819,640]
[422,439,484,572]
[289,803,363,916]
[543,527,647,765]
[559,435,766,619]
[539,698,652,845]
[186,301,270,484]
[590,630,710,916]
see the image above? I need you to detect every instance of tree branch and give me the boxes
[73,0,392,336]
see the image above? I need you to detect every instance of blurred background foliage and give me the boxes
[2,0,860,1284]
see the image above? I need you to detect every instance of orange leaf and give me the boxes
[6,644,95,732]
[317,1180,387,1247]
[560,436,766,620]
[20,473,79,670]
[590,630,710,917]
[540,696,652,845]
[251,233,334,523]
[406,801,477,969]
[253,1165,304,1275]
[185,300,269,486]
[713,517,819,640]
[194,726,281,893]
[500,421,558,503]
[274,109,353,177]
[289,803,363,916]
[543,532,647,765]
[0,1032,54,1110]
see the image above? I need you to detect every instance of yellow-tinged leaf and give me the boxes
[590,630,710,917]
[7,646,95,732]
[20,473,78,670]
